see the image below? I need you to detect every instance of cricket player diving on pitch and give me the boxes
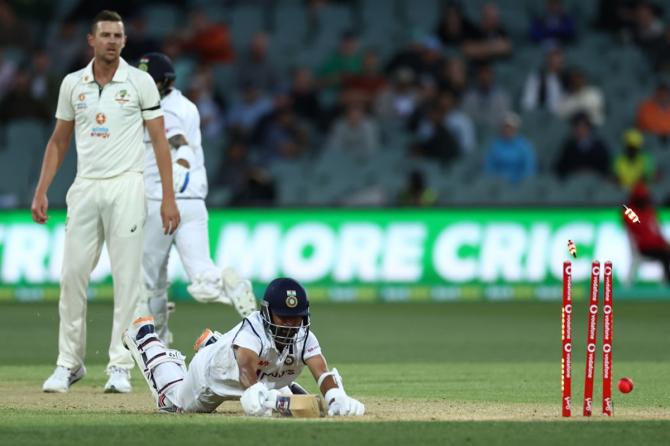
[33,10,180,394]
[135,52,257,345]
[123,277,365,417]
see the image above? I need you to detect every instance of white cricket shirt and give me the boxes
[143,88,208,200]
[206,311,321,395]
[55,57,163,179]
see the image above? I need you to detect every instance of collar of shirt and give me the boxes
[81,57,129,84]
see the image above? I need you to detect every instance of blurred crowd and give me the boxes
[1,0,670,207]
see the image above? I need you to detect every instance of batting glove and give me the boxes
[240,382,280,417]
[325,387,365,416]
[172,163,190,194]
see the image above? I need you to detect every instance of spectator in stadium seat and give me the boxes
[613,129,656,190]
[437,56,468,98]
[412,102,461,165]
[0,69,50,124]
[227,80,273,137]
[181,10,235,64]
[385,33,424,78]
[631,1,664,47]
[187,65,226,139]
[319,30,363,90]
[0,0,33,49]
[521,45,566,113]
[29,51,60,112]
[236,32,279,94]
[462,62,511,130]
[556,68,605,126]
[636,81,670,140]
[214,138,253,195]
[529,0,576,45]
[397,170,438,206]
[647,27,670,74]
[375,67,420,124]
[434,1,478,49]
[256,94,309,161]
[554,112,611,179]
[289,67,323,127]
[0,47,17,101]
[483,112,537,185]
[344,49,387,104]
[463,2,513,63]
[326,104,380,156]
[438,89,475,154]
[46,21,84,75]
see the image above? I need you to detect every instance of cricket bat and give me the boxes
[275,394,327,418]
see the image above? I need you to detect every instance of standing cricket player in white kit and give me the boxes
[123,278,365,417]
[136,52,257,345]
[32,10,180,394]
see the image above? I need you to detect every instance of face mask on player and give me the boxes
[260,302,310,350]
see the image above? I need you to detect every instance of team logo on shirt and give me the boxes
[284,355,295,366]
[76,93,88,111]
[91,113,110,138]
[115,89,130,105]
[285,290,298,308]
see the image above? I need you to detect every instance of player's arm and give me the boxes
[305,354,365,416]
[234,345,260,390]
[31,119,74,224]
[235,345,280,417]
[145,116,180,235]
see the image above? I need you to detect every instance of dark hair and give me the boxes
[91,10,123,34]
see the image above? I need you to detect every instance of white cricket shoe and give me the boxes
[104,366,132,393]
[43,365,86,393]
[221,267,257,317]
[188,273,232,304]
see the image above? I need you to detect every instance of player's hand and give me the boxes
[172,162,190,194]
[160,198,180,235]
[31,192,49,224]
[240,382,274,417]
[325,388,365,416]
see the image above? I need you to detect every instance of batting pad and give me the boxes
[275,394,327,418]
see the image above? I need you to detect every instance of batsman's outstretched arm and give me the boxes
[235,346,280,417]
[306,355,365,416]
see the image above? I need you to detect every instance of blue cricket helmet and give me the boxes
[260,278,310,350]
[263,277,309,317]
[137,52,176,85]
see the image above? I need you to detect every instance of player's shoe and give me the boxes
[104,366,132,393]
[221,267,257,317]
[188,274,231,304]
[42,365,86,393]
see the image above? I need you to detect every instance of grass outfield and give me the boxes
[0,301,669,445]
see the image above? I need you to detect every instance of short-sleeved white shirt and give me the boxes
[55,57,163,179]
[143,88,208,200]
[205,311,321,396]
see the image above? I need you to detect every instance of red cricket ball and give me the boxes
[618,377,634,394]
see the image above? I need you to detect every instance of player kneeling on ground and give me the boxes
[123,277,364,417]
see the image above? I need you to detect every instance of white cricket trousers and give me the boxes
[143,198,218,291]
[57,172,146,370]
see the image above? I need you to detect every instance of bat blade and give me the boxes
[275,394,327,418]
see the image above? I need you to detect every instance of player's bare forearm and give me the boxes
[146,117,176,201]
[35,119,74,195]
[234,346,260,390]
[306,355,338,395]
